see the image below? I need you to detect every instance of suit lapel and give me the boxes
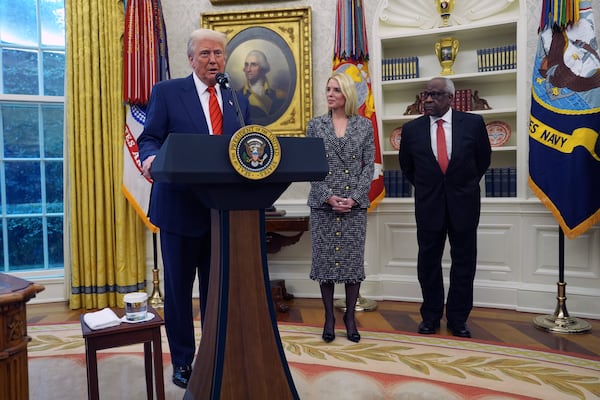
[450,111,465,165]
[416,116,438,166]
[221,90,241,134]
[180,75,209,134]
[325,118,348,161]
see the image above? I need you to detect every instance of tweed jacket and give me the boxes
[306,114,375,209]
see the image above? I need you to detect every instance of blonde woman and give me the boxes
[306,73,375,343]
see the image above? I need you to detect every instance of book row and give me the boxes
[485,167,517,197]
[450,89,473,112]
[383,167,517,199]
[409,89,474,114]
[383,170,413,198]
[381,57,420,81]
[477,44,517,72]
[382,44,517,82]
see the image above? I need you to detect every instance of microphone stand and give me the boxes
[217,74,246,128]
[229,87,246,129]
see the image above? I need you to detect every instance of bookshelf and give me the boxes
[372,1,525,198]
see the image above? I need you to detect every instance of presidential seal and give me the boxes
[229,124,281,180]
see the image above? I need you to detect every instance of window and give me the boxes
[0,0,65,277]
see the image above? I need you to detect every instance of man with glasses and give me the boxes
[399,77,491,338]
[137,28,251,388]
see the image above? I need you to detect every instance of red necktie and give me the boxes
[436,119,449,174]
[207,86,222,135]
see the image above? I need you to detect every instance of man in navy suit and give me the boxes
[399,77,491,338]
[137,28,251,388]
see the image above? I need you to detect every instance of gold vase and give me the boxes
[436,0,455,27]
[435,37,459,76]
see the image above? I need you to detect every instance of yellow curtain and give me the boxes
[66,0,147,309]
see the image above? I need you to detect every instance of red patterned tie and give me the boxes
[436,119,449,174]
[207,86,222,135]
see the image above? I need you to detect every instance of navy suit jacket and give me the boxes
[137,74,252,236]
[399,110,491,232]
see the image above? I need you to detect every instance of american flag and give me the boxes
[121,0,169,231]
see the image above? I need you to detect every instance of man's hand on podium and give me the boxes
[141,155,156,180]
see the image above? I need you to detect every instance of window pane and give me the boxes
[42,104,64,156]
[40,0,65,47]
[1,0,66,276]
[43,51,64,95]
[8,217,44,271]
[47,216,63,268]
[2,103,40,157]
[0,0,38,46]
[5,161,42,214]
[2,49,39,95]
[45,160,63,212]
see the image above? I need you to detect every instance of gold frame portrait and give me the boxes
[202,7,312,136]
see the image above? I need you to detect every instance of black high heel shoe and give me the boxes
[343,313,361,343]
[322,319,336,343]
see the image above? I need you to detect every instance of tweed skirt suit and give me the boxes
[307,114,375,283]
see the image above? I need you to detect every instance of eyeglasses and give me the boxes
[198,49,224,59]
[421,91,451,100]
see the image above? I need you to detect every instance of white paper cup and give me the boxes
[124,292,148,321]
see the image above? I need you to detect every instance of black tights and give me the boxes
[320,282,361,334]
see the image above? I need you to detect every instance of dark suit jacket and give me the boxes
[137,74,252,236]
[399,110,491,232]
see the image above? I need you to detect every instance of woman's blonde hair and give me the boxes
[328,72,359,116]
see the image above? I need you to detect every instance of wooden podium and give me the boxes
[0,273,45,400]
[151,133,327,399]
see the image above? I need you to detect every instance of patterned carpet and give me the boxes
[28,322,600,400]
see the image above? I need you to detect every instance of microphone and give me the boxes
[215,72,231,89]
[215,72,246,128]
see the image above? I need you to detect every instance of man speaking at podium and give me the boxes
[137,28,251,388]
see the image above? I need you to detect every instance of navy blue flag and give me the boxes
[528,1,600,239]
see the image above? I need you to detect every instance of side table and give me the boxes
[80,306,165,400]
[0,273,44,400]
[265,215,309,254]
[265,215,309,312]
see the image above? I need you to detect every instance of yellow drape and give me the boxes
[66,0,146,309]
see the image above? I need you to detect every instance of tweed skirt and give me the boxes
[309,207,367,284]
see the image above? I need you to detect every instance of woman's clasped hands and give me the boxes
[328,195,355,213]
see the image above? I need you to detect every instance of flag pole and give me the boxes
[148,232,164,307]
[533,226,590,333]
[123,0,169,308]
[334,294,377,312]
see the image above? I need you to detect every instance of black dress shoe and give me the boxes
[448,323,472,338]
[172,365,192,388]
[322,330,336,343]
[322,318,336,343]
[417,321,440,334]
[343,313,361,343]
[346,331,361,343]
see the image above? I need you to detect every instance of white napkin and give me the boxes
[83,308,122,330]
